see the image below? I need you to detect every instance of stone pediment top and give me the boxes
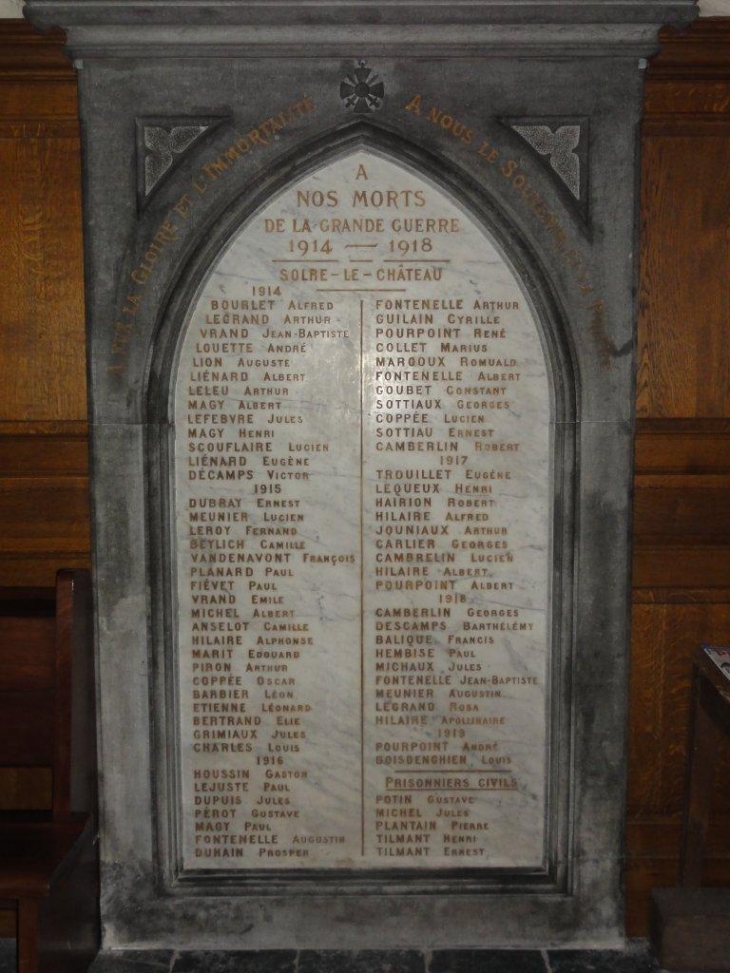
[24,1,698,58]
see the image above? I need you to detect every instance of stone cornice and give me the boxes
[23,1,699,58]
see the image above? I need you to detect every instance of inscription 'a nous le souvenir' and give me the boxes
[171,149,552,873]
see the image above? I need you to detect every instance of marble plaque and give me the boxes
[173,149,551,873]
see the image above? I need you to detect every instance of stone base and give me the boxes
[82,944,668,973]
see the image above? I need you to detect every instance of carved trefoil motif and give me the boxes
[511,123,583,201]
[140,122,210,197]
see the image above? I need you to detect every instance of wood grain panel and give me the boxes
[628,819,730,861]
[0,22,90,850]
[0,82,79,120]
[632,464,730,591]
[634,588,730,606]
[626,843,730,937]
[649,21,730,81]
[0,22,85,425]
[0,434,88,477]
[0,556,90,589]
[627,596,730,935]
[0,617,55,691]
[0,429,90,586]
[637,133,730,419]
[632,24,730,930]
[0,135,86,421]
[634,549,730,590]
[0,22,74,80]
[629,602,730,816]
[0,769,52,812]
[634,475,730,545]
[644,83,730,114]
[0,693,54,766]
[0,25,90,589]
[0,480,90,553]
[636,419,730,475]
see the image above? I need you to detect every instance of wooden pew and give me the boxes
[0,570,99,973]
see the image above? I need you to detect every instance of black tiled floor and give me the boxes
[0,940,722,973]
[174,950,297,973]
[431,950,547,973]
[299,951,426,973]
[547,946,661,973]
[91,949,174,971]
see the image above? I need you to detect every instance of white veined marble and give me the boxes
[172,149,552,872]
[697,0,730,14]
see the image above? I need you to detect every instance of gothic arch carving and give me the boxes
[146,123,578,895]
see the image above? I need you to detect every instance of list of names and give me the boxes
[174,151,551,871]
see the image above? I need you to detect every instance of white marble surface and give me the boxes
[697,0,730,13]
[173,150,551,872]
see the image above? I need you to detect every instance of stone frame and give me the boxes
[23,0,698,952]
[146,122,578,899]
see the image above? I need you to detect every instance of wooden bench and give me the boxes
[0,570,99,973]
[650,646,730,971]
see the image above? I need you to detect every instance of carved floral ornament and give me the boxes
[141,123,210,197]
[510,124,583,201]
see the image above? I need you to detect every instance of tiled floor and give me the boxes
[0,941,724,973]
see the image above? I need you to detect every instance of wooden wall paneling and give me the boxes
[0,132,86,421]
[0,616,55,690]
[0,423,90,586]
[634,474,730,544]
[0,22,91,939]
[0,585,56,815]
[0,478,90,552]
[629,448,730,932]
[639,22,730,421]
[0,20,90,871]
[0,24,90,588]
[628,592,730,936]
[633,471,730,588]
[628,21,730,937]
[629,597,730,816]
[637,131,730,419]
[635,419,730,475]
[0,72,86,423]
[0,768,52,812]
